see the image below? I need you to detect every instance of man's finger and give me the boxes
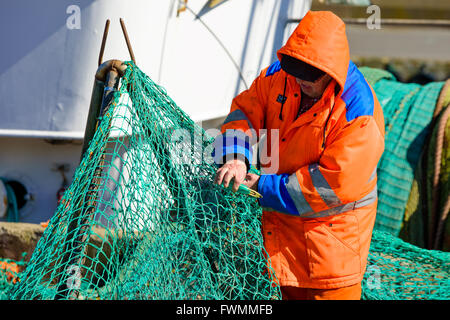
[232,176,242,193]
[214,167,228,185]
[242,173,259,191]
[222,169,235,188]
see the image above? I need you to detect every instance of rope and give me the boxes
[433,79,450,118]
[429,80,450,248]
[432,103,450,249]
[434,196,450,250]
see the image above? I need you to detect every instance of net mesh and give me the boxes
[362,231,449,300]
[3,62,449,300]
[7,62,280,300]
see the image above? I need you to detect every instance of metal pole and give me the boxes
[98,19,111,67]
[119,18,136,64]
[55,65,122,300]
[80,79,105,161]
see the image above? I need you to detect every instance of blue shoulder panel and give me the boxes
[265,60,281,77]
[341,61,375,122]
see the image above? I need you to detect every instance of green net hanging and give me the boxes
[4,62,449,300]
[8,62,280,300]
[359,67,446,237]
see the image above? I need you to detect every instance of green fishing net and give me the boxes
[359,67,446,237]
[362,230,449,300]
[3,62,449,300]
[7,62,280,300]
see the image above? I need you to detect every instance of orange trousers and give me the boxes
[280,283,362,300]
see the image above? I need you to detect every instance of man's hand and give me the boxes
[214,159,247,193]
[242,173,260,192]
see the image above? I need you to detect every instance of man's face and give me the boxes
[295,73,332,98]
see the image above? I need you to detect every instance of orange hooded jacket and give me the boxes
[213,11,385,289]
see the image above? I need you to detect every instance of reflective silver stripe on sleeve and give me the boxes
[285,173,314,215]
[354,184,378,209]
[368,168,377,183]
[299,184,378,218]
[223,109,254,129]
[308,163,342,207]
[300,202,355,218]
[261,170,378,218]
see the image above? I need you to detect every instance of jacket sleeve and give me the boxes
[258,114,384,217]
[212,69,270,169]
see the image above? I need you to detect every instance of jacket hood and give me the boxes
[277,11,350,97]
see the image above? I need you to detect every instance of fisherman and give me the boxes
[213,10,385,300]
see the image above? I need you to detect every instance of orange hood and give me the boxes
[277,11,350,96]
